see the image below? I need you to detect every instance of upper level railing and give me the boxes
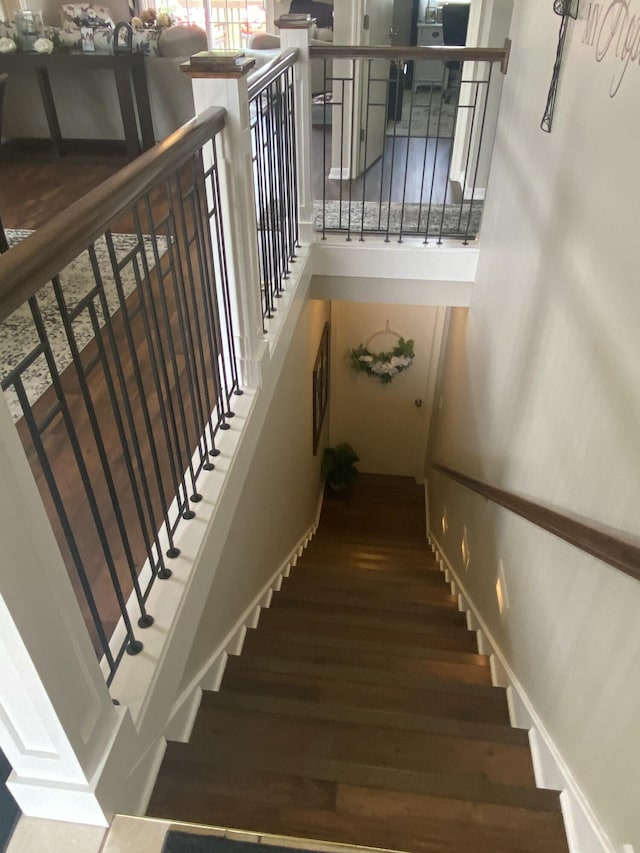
[310,41,510,243]
[248,48,299,326]
[0,107,240,684]
[433,462,640,582]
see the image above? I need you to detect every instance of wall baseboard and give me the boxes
[164,509,322,744]
[428,531,615,853]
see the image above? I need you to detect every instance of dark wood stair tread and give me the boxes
[187,702,537,786]
[270,591,465,623]
[242,631,492,685]
[159,740,558,813]
[225,655,504,702]
[199,690,530,745]
[222,659,510,725]
[246,626,489,668]
[256,611,478,654]
[290,565,449,592]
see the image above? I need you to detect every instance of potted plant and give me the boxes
[321,443,359,493]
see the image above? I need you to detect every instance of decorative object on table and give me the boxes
[33,36,54,53]
[312,322,330,455]
[137,7,172,28]
[114,21,133,52]
[14,10,45,50]
[0,37,16,53]
[59,3,116,29]
[541,0,579,132]
[80,25,95,50]
[321,442,359,493]
[349,321,415,385]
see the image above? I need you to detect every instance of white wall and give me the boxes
[182,297,330,688]
[329,301,441,479]
[428,1,640,850]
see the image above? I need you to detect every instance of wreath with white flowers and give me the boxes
[349,326,415,385]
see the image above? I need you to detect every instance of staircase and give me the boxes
[147,475,569,853]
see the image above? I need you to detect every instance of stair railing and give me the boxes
[0,106,241,685]
[432,462,640,581]
[310,41,511,244]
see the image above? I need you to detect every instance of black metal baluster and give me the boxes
[321,59,328,240]
[176,164,218,466]
[360,60,373,242]
[51,273,153,630]
[423,67,448,244]
[142,198,201,509]
[29,293,143,658]
[10,370,115,674]
[162,176,210,480]
[206,145,241,397]
[104,225,181,560]
[463,66,493,244]
[189,155,227,440]
[438,65,463,246]
[131,207,194,525]
[85,246,169,594]
[200,151,238,423]
[398,61,414,242]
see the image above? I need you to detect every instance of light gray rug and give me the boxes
[313,200,482,239]
[1,230,168,421]
[387,88,458,138]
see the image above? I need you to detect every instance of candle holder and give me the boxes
[14,10,45,51]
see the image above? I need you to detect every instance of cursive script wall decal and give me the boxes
[541,0,581,132]
[583,0,640,96]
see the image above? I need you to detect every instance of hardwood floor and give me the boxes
[0,148,126,231]
[313,126,453,205]
[146,475,569,853]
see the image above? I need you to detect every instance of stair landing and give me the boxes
[147,475,568,853]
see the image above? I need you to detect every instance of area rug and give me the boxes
[162,833,345,853]
[386,88,458,139]
[1,230,168,422]
[313,200,482,238]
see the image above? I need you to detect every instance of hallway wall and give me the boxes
[427,2,640,850]
[329,301,442,479]
[181,297,331,694]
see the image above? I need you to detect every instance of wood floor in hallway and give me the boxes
[146,475,569,853]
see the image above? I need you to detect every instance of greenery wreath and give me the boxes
[349,335,415,385]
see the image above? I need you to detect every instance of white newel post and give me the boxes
[275,17,315,236]
[187,55,266,389]
[0,397,129,825]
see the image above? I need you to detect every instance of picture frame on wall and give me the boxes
[312,322,330,455]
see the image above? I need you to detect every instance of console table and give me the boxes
[0,51,155,160]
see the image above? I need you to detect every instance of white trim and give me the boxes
[428,531,615,853]
[164,515,321,740]
[449,172,487,202]
[328,167,351,181]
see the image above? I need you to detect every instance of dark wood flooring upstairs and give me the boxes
[147,475,569,853]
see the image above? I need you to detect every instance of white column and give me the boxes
[0,396,125,825]
[189,57,267,389]
[276,18,315,236]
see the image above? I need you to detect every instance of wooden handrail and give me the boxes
[0,106,226,325]
[310,42,510,71]
[248,47,299,101]
[432,462,640,582]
